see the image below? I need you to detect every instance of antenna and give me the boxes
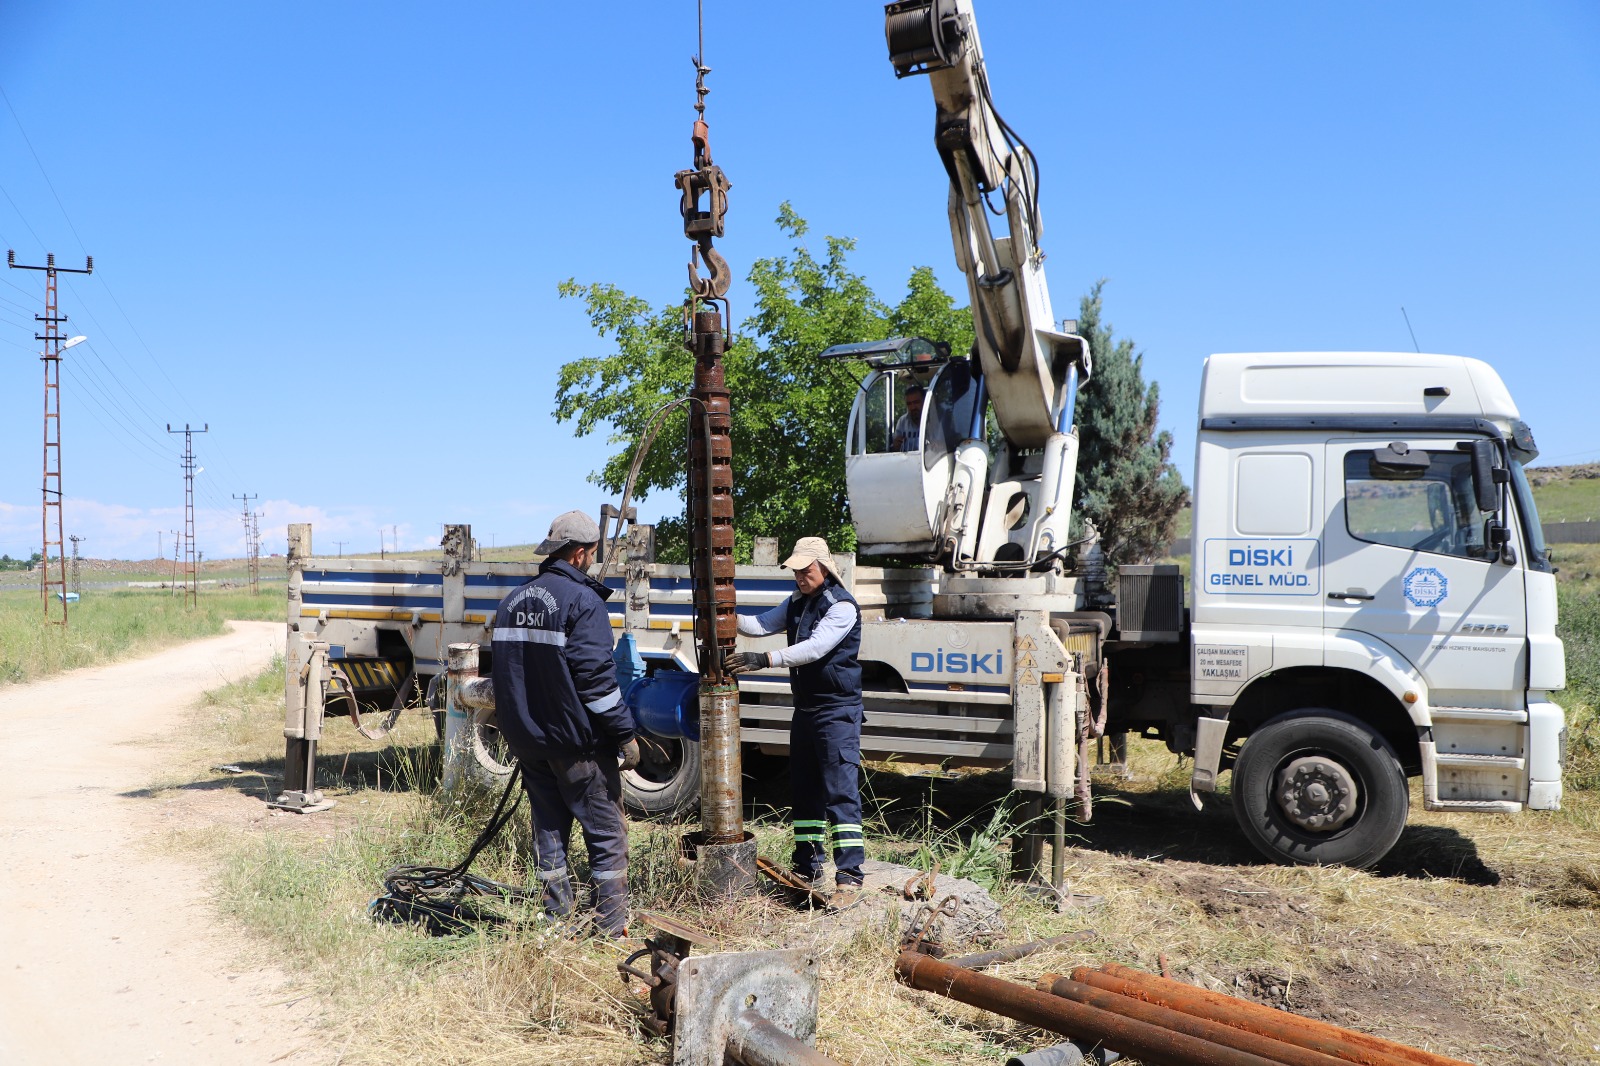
[1400,306,1421,354]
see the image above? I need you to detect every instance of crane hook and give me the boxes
[688,239,730,299]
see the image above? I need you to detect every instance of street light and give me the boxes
[61,335,87,350]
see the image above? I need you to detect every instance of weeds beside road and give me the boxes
[0,587,280,685]
[160,644,1600,1066]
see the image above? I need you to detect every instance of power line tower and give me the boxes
[167,423,207,607]
[8,250,93,625]
[68,534,85,596]
[251,510,262,592]
[234,493,260,594]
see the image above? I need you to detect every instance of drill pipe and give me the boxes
[1036,976,1374,1066]
[895,950,1284,1066]
[728,1010,842,1066]
[943,931,1098,970]
[687,306,743,844]
[1079,965,1475,1066]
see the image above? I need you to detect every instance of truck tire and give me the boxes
[622,730,701,819]
[1230,709,1408,869]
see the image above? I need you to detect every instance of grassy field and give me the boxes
[0,586,281,685]
[163,575,1600,1066]
[128,492,1600,1065]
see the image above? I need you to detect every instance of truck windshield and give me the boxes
[1509,459,1553,573]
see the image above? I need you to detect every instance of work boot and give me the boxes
[828,882,863,910]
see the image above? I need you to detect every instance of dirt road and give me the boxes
[0,621,327,1065]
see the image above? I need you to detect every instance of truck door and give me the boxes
[1322,440,1526,709]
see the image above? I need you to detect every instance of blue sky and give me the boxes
[1,1,1596,560]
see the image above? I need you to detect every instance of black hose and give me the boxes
[370,765,533,935]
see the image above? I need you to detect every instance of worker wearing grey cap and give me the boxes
[725,537,865,904]
[491,509,640,936]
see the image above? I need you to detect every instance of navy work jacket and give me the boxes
[491,558,634,758]
[785,579,863,713]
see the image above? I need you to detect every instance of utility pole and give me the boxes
[332,540,346,558]
[8,250,93,625]
[167,423,207,607]
[68,534,84,596]
[234,493,260,595]
[168,529,182,597]
[251,510,262,592]
[390,525,399,556]
[378,528,385,559]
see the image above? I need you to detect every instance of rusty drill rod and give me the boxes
[1037,975,1372,1066]
[1082,966,1476,1066]
[728,1010,842,1066]
[895,950,1285,1066]
[944,931,1098,970]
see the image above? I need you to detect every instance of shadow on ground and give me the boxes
[122,743,443,801]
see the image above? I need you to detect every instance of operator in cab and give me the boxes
[491,510,641,937]
[892,383,926,451]
[724,537,866,906]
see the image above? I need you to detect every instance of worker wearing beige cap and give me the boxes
[726,536,865,902]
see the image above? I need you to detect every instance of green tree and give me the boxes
[554,204,972,562]
[1071,279,1189,565]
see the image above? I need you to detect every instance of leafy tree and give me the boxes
[1071,280,1189,565]
[554,204,972,562]
[555,214,1184,570]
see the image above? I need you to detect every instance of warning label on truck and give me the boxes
[1195,644,1249,681]
[1201,538,1320,597]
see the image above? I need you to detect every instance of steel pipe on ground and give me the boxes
[727,1010,841,1066]
[1037,975,1373,1066]
[895,951,1284,1066]
[1084,965,1475,1066]
[944,931,1098,970]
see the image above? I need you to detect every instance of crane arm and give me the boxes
[886,0,1088,449]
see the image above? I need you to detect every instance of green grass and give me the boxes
[1532,474,1600,523]
[0,586,281,685]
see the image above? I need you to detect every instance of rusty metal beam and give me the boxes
[1037,975,1373,1066]
[895,950,1286,1066]
[1081,965,1475,1066]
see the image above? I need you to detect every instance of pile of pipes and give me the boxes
[896,951,1476,1066]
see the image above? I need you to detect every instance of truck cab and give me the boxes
[1189,352,1565,865]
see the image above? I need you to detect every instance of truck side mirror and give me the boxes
[1484,518,1517,566]
[1468,439,1499,514]
[1370,442,1430,479]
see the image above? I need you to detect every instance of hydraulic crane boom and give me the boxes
[886,0,1089,449]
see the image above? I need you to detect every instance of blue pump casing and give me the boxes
[623,669,700,742]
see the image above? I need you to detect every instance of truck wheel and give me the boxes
[622,730,701,819]
[1230,709,1408,869]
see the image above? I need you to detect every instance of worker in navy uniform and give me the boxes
[725,537,865,905]
[491,510,640,937]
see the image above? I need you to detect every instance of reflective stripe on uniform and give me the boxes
[586,688,622,714]
[494,627,567,646]
[537,865,570,880]
[830,823,864,844]
[591,868,627,881]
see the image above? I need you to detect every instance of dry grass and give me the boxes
[160,656,1600,1066]
[163,566,1600,1066]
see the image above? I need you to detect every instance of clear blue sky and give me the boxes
[2,1,1596,561]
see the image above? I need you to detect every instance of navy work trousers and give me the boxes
[789,702,865,885]
[521,754,629,936]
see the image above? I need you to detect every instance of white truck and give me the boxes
[277,0,1565,869]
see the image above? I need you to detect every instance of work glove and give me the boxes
[618,737,641,771]
[723,650,772,674]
